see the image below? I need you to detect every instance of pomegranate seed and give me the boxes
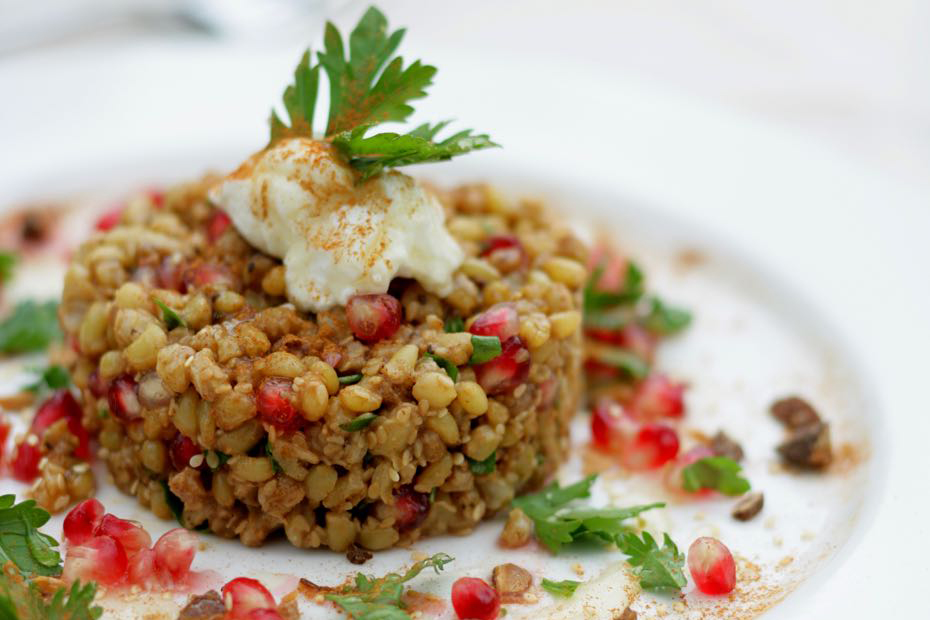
[468,303,519,342]
[256,377,298,429]
[148,189,165,208]
[222,577,276,617]
[346,294,402,342]
[94,514,151,558]
[170,434,202,470]
[127,547,160,587]
[473,336,530,395]
[182,262,235,292]
[206,210,232,242]
[157,256,185,292]
[538,377,558,408]
[154,528,198,580]
[62,535,128,585]
[0,419,9,461]
[31,391,91,460]
[587,243,627,292]
[664,446,716,495]
[583,357,623,381]
[629,375,685,420]
[590,398,633,452]
[108,374,141,421]
[451,577,501,620]
[245,610,284,620]
[63,498,106,546]
[392,486,430,531]
[621,424,680,470]
[10,440,42,482]
[688,537,736,595]
[94,205,124,231]
[88,370,109,398]
[480,235,526,271]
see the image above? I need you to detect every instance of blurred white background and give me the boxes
[2,0,928,186]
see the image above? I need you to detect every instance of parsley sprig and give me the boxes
[616,531,687,592]
[269,6,497,180]
[541,578,582,598]
[0,571,102,620]
[511,475,663,553]
[0,300,61,355]
[326,552,453,619]
[681,456,750,496]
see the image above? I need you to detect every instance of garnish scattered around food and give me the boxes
[153,298,185,330]
[616,531,688,593]
[269,6,496,180]
[511,475,664,553]
[0,300,61,355]
[0,568,102,620]
[540,578,582,598]
[325,552,453,619]
[0,495,62,577]
[681,456,751,496]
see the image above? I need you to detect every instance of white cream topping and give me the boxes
[209,138,464,312]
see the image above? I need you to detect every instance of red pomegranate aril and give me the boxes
[223,577,276,617]
[688,537,736,595]
[170,434,202,470]
[473,336,530,395]
[94,514,151,558]
[10,440,42,482]
[127,547,163,588]
[206,210,232,242]
[245,609,284,620]
[590,398,638,453]
[468,303,519,342]
[0,419,9,460]
[31,390,91,460]
[480,235,526,271]
[587,243,627,292]
[664,445,716,495]
[256,377,298,429]
[63,498,106,546]
[94,205,124,231]
[451,577,501,620]
[88,370,109,398]
[630,374,685,420]
[346,294,402,342]
[184,262,235,291]
[154,528,197,580]
[62,535,128,585]
[148,189,165,208]
[108,374,141,421]
[392,486,430,531]
[157,256,185,292]
[622,423,680,470]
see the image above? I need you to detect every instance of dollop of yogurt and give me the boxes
[209,138,464,312]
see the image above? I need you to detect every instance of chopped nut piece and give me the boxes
[492,563,533,603]
[709,431,744,462]
[732,491,765,521]
[499,507,533,548]
[770,396,821,429]
[178,590,226,620]
[617,607,637,620]
[777,422,832,468]
[346,543,373,565]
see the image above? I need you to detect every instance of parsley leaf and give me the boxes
[425,352,458,381]
[153,299,185,330]
[583,262,645,315]
[0,300,61,355]
[681,456,750,496]
[0,252,15,284]
[511,475,664,553]
[0,572,102,620]
[444,316,464,333]
[326,552,453,619]
[25,365,70,394]
[467,451,496,475]
[586,347,649,379]
[341,412,379,432]
[0,495,62,577]
[333,122,497,181]
[468,335,501,365]
[616,531,687,593]
[642,297,692,335]
[270,49,321,142]
[541,578,582,598]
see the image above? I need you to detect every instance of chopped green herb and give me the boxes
[583,262,644,314]
[326,552,453,619]
[0,495,62,577]
[0,252,15,283]
[583,306,634,330]
[541,578,582,598]
[25,365,70,394]
[681,456,750,496]
[97,409,109,420]
[428,488,437,504]
[425,352,458,381]
[265,442,284,474]
[467,451,496,475]
[338,373,364,385]
[209,450,231,469]
[642,297,692,335]
[341,412,379,432]
[0,300,61,355]
[587,347,649,379]
[161,481,186,528]
[616,531,687,593]
[511,475,664,553]
[468,335,501,365]
[153,299,186,330]
[269,6,496,180]
[444,316,465,333]
[0,573,102,620]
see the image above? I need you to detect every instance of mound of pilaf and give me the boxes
[57,180,586,552]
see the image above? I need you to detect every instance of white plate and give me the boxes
[1,42,929,618]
